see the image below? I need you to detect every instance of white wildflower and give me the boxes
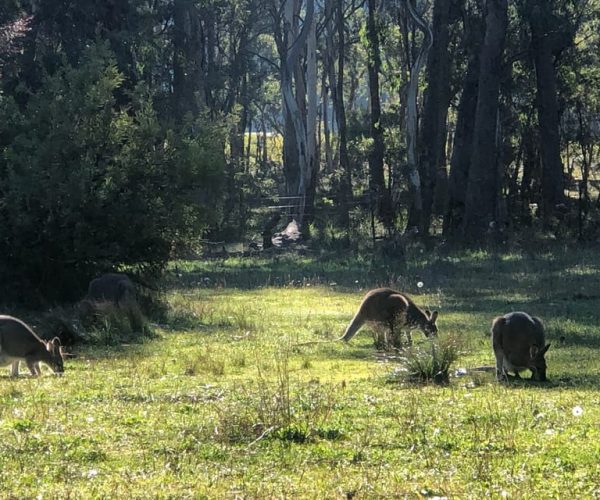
[85,469,98,479]
[572,405,583,417]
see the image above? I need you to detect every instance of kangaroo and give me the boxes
[0,315,65,376]
[85,273,136,307]
[491,312,550,381]
[340,288,438,348]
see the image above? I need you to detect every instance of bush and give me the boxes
[43,298,156,346]
[0,43,224,302]
[397,335,462,385]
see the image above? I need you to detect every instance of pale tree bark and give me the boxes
[404,0,432,233]
[463,0,508,239]
[278,0,316,229]
[272,0,300,197]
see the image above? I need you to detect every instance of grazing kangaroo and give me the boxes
[86,273,136,307]
[340,288,438,348]
[491,312,550,381]
[0,315,65,376]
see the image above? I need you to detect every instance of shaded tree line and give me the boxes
[1,0,599,300]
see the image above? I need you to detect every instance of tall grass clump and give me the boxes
[209,344,342,445]
[398,334,462,385]
[166,294,215,330]
[78,301,154,345]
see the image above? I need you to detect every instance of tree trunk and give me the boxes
[173,0,204,119]
[279,0,316,229]
[335,0,352,233]
[366,0,391,229]
[528,0,565,220]
[303,1,318,228]
[322,70,333,175]
[404,0,432,233]
[417,0,452,236]
[462,0,508,239]
[279,0,301,200]
[443,9,483,237]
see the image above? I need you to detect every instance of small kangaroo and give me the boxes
[340,288,438,347]
[0,315,65,376]
[491,312,550,381]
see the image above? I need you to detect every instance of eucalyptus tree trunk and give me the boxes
[173,0,204,119]
[444,6,483,237]
[280,0,300,197]
[527,0,566,221]
[303,3,318,228]
[463,0,508,239]
[322,67,333,175]
[324,0,351,232]
[366,0,391,230]
[417,0,452,236]
[404,0,432,233]
[279,0,316,229]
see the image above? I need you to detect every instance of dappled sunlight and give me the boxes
[3,249,600,497]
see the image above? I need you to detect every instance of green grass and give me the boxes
[2,245,600,497]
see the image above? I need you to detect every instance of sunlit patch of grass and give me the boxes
[2,246,600,497]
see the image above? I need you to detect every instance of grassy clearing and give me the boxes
[2,245,600,497]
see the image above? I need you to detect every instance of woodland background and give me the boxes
[1,0,599,301]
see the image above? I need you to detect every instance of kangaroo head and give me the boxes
[423,310,439,337]
[529,343,550,381]
[45,337,65,375]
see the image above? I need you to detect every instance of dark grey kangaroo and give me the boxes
[492,312,550,381]
[0,315,65,376]
[86,273,136,307]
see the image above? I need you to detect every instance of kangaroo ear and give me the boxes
[430,311,438,323]
[530,345,539,359]
[425,309,431,317]
[541,343,551,355]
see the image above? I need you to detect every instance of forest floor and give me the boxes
[1,244,600,498]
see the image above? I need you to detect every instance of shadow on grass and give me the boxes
[549,331,600,348]
[495,374,600,390]
[168,244,600,295]
[0,373,63,381]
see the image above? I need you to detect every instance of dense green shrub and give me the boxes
[0,44,224,302]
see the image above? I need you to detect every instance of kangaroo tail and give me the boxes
[339,312,366,342]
